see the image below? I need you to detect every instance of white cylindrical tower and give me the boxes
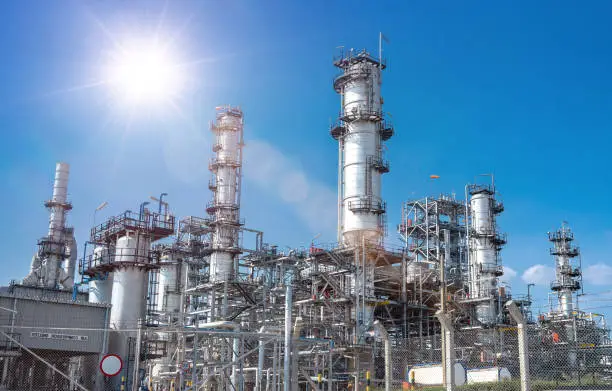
[331,48,394,337]
[331,49,392,246]
[157,254,182,317]
[31,162,74,289]
[548,223,581,317]
[48,162,70,237]
[468,185,505,326]
[109,233,151,328]
[88,246,114,304]
[207,106,244,283]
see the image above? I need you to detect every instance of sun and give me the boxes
[106,40,185,107]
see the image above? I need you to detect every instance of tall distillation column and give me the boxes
[206,106,244,283]
[23,162,76,289]
[331,49,392,246]
[548,223,581,317]
[331,48,393,334]
[467,184,505,326]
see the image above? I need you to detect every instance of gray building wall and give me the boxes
[0,285,109,354]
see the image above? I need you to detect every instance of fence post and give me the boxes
[506,301,531,391]
[435,310,455,391]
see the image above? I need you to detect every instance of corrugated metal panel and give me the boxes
[0,291,108,354]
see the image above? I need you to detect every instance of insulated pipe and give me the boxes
[283,284,293,391]
[435,311,455,391]
[291,317,303,391]
[131,319,143,391]
[506,301,530,391]
[257,327,282,391]
[59,230,77,290]
[22,255,42,286]
[372,321,390,391]
[233,336,241,391]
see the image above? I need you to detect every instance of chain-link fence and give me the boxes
[2,321,612,390]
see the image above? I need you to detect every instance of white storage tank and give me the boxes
[407,363,466,386]
[467,367,511,384]
[157,256,182,316]
[110,268,148,328]
[108,233,150,329]
[114,234,149,263]
[88,246,114,305]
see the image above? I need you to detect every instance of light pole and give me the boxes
[527,283,535,303]
[93,201,108,228]
[150,193,168,214]
[139,201,150,220]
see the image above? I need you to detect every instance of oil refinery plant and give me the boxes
[0,46,610,391]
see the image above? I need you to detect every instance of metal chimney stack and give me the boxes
[331,48,393,246]
[23,162,75,289]
[44,162,72,288]
[206,106,244,283]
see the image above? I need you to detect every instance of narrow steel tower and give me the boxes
[549,223,581,317]
[206,106,244,283]
[331,48,393,246]
[467,184,505,326]
[23,162,77,289]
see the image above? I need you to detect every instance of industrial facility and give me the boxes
[0,45,610,391]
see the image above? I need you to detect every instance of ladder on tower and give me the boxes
[125,336,137,390]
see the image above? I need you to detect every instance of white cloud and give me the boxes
[583,263,612,286]
[502,266,517,279]
[243,140,336,237]
[522,264,555,286]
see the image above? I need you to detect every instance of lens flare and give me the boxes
[106,40,185,106]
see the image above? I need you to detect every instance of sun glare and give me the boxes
[106,41,184,106]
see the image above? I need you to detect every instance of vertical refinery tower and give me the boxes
[206,106,244,282]
[549,223,581,318]
[331,48,393,245]
[23,162,77,290]
[467,184,505,326]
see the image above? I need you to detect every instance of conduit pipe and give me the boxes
[291,316,303,391]
[506,301,530,391]
[257,327,282,391]
[60,230,77,290]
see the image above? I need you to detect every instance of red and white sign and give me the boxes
[100,354,123,377]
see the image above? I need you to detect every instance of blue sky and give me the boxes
[1,0,612,318]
